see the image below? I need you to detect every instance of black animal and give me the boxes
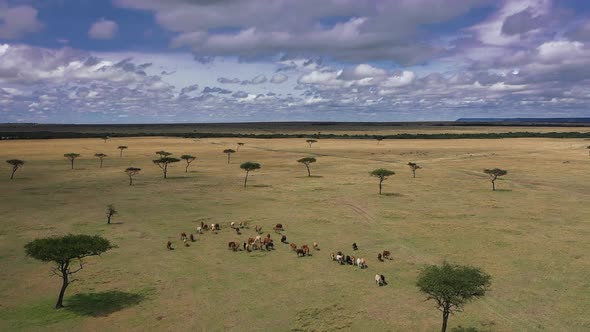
[281,235,287,243]
[352,243,358,250]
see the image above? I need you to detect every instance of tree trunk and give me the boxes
[441,308,450,332]
[379,179,383,195]
[227,154,230,164]
[185,163,189,173]
[492,179,495,191]
[163,164,168,179]
[107,214,111,224]
[412,170,416,178]
[120,150,123,157]
[55,263,69,309]
[244,171,249,187]
[10,167,16,179]
[129,175,133,186]
[100,159,103,168]
[306,164,311,177]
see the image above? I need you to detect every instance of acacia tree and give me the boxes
[102,136,109,143]
[306,139,317,148]
[237,142,245,151]
[297,157,317,177]
[125,167,141,185]
[95,153,107,168]
[24,234,114,309]
[223,149,236,164]
[153,157,180,179]
[370,168,395,195]
[376,137,384,145]
[156,150,171,158]
[416,262,491,332]
[117,146,128,157]
[6,159,24,179]
[106,204,117,224]
[180,154,196,173]
[483,168,507,191]
[240,161,261,187]
[64,153,80,169]
[407,162,421,178]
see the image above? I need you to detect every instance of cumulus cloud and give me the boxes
[270,73,288,84]
[0,3,43,39]
[217,77,241,84]
[89,19,119,40]
[241,74,267,85]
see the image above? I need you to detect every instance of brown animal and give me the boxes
[296,248,305,257]
[377,253,383,261]
[247,237,255,245]
[190,234,195,242]
[382,251,392,260]
[180,232,187,241]
[255,225,262,234]
[290,243,297,251]
[273,223,283,233]
[235,228,241,235]
[167,241,173,250]
[330,252,336,260]
[302,245,310,255]
[228,241,239,251]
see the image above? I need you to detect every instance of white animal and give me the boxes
[255,235,262,243]
[336,254,343,264]
[197,227,203,234]
[357,258,366,269]
[230,222,236,228]
[375,274,383,286]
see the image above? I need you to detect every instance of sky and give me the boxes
[1,0,590,123]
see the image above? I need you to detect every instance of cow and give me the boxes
[214,223,221,231]
[228,241,239,251]
[375,274,386,286]
[239,221,247,229]
[190,234,195,242]
[255,225,262,234]
[247,237,256,245]
[281,235,287,243]
[313,242,319,250]
[202,224,209,231]
[196,227,203,234]
[251,243,259,250]
[346,255,353,265]
[377,253,383,262]
[330,252,336,261]
[352,243,358,251]
[382,251,392,260]
[255,235,262,243]
[183,238,190,247]
[166,241,173,250]
[243,242,247,250]
[302,245,310,255]
[181,232,187,241]
[235,228,241,235]
[265,240,274,251]
[273,223,284,233]
[230,222,236,229]
[296,248,305,257]
[357,258,367,269]
[336,254,344,264]
[290,243,297,251]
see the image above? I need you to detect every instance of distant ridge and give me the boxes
[456,118,590,123]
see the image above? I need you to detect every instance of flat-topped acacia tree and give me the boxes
[125,167,141,185]
[64,153,80,169]
[376,136,384,145]
[237,142,245,151]
[297,157,317,177]
[24,234,114,309]
[416,262,491,332]
[153,156,180,179]
[156,150,171,158]
[407,162,421,178]
[106,204,117,224]
[102,136,109,143]
[180,154,196,173]
[117,146,128,157]
[240,162,261,187]
[306,139,317,148]
[7,159,24,179]
[223,149,236,164]
[484,168,507,191]
[370,168,395,195]
[94,153,107,168]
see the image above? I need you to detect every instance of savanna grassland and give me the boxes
[0,135,589,331]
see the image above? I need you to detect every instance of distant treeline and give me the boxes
[2,131,590,140]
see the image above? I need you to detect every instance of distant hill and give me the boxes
[456,118,590,123]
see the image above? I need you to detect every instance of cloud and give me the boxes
[270,73,288,84]
[241,74,266,85]
[0,3,43,39]
[217,77,241,84]
[203,86,232,94]
[89,19,119,40]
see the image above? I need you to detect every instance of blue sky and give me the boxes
[1,0,590,123]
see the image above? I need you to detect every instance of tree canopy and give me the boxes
[155,150,171,157]
[125,167,141,185]
[407,162,421,178]
[306,139,318,147]
[416,262,491,332]
[117,146,128,157]
[7,159,25,179]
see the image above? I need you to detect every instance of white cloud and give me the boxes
[270,73,288,84]
[89,19,119,40]
[0,4,42,39]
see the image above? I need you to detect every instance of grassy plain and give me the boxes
[0,136,589,331]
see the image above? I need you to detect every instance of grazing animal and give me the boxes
[375,274,384,286]
[251,243,259,250]
[167,241,173,250]
[296,248,305,257]
[290,243,297,251]
[190,234,195,242]
[235,228,241,235]
[184,238,190,247]
[346,255,353,265]
[214,223,221,230]
[228,241,239,251]
[377,253,383,261]
[230,222,236,229]
[255,235,262,243]
[202,224,209,231]
[382,251,391,260]
[336,254,344,264]
[247,237,255,245]
[302,245,310,255]
[265,241,274,250]
[255,225,262,234]
[243,242,247,250]
[357,258,367,269]
[281,235,287,243]
[273,223,284,233]
[313,242,319,250]
[330,252,336,261]
[352,243,358,251]
[196,227,203,234]
[266,233,271,239]
[181,232,187,241]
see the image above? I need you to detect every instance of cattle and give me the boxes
[251,243,259,250]
[230,222,236,229]
[243,242,247,250]
[377,253,383,261]
[273,223,284,233]
[290,243,297,251]
[301,245,310,255]
[255,235,262,243]
[255,225,262,234]
[166,241,173,250]
[266,233,271,239]
[336,254,344,264]
[239,221,247,228]
[183,238,190,247]
[190,234,195,242]
[296,248,305,257]
[247,237,256,245]
[346,255,353,265]
[352,243,358,251]
[281,235,287,243]
[313,242,319,250]
[181,232,187,241]
[228,241,239,251]
[214,223,221,231]
[202,224,209,231]
[330,252,336,261]
[265,240,274,251]
[357,258,367,269]
[375,274,386,286]
[382,251,392,260]
[196,227,203,234]
[235,228,241,235]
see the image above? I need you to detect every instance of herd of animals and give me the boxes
[165,221,390,286]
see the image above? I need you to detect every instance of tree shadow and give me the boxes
[296,175,324,178]
[251,184,272,188]
[494,189,513,192]
[65,291,145,317]
[382,193,403,197]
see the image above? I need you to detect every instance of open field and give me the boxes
[1,136,589,331]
